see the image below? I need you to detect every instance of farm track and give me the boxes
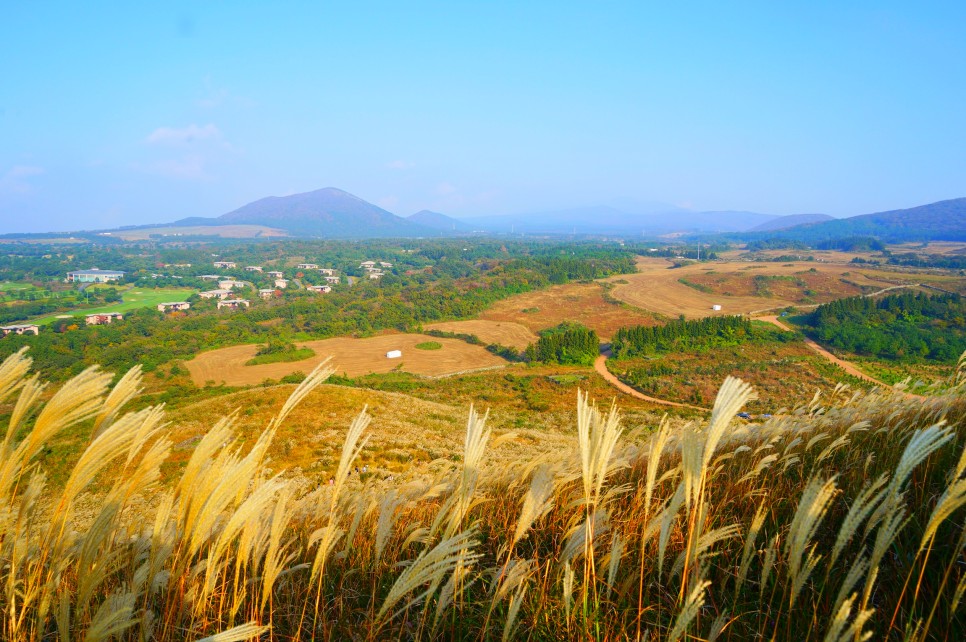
[593,348,708,412]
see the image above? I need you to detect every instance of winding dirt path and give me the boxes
[593,349,708,411]
[759,316,889,386]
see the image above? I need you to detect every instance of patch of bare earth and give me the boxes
[425,319,538,349]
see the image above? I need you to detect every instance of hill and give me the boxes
[407,210,477,233]
[748,213,833,232]
[757,197,966,242]
[209,187,429,238]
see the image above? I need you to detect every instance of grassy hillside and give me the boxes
[2,349,966,640]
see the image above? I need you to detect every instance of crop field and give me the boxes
[185,333,509,386]
[604,256,958,318]
[106,224,289,240]
[424,319,538,349]
[31,286,196,324]
[477,281,658,339]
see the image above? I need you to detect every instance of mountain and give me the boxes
[463,206,776,235]
[755,198,966,243]
[749,213,834,232]
[195,188,431,238]
[407,210,477,233]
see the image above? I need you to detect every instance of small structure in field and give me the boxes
[1,324,40,336]
[157,301,190,312]
[217,299,250,310]
[711,304,722,311]
[85,312,123,325]
[66,269,124,283]
[386,350,402,359]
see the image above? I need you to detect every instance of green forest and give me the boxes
[524,323,600,366]
[802,291,966,362]
[611,315,756,357]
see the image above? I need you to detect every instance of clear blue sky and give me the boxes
[2,2,964,232]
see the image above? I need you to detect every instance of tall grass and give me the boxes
[1,346,965,639]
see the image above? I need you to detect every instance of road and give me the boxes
[759,316,889,386]
[593,348,708,411]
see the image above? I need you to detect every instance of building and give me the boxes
[219,279,245,290]
[198,274,222,281]
[217,299,250,310]
[258,289,277,299]
[66,269,125,283]
[157,301,191,312]
[297,263,319,270]
[324,276,340,284]
[386,350,402,359]
[367,271,384,280]
[306,284,332,293]
[199,289,233,300]
[319,268,336,276]
[359,261,376,268]
[274,278,289,289]
[85,312,123,325]
[712,304,722,311]
[379,261,393,268]
[1,324,40,336]
[244,266,263,272]
[267,270,284,278]
[213,261,236,269]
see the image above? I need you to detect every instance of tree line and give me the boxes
[612,315,753,357]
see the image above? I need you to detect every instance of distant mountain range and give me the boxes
[407,210,477,233]
[748,213,834,232]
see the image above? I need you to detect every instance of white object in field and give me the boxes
[386,350,402,359]
[712,304,722,311]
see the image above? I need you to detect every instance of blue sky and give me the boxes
[1,2,964,233]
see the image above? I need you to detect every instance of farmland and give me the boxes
[185,332,509,386]
[424,319,537,349]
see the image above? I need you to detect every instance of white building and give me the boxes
[267,271,284,278]
[274,278,289,289]
[386,350,402,359]
[66,269,125,283]
[219,279,245,290]
[324,275,340,284]
[297,263,319,270]
[157,302,191,312]
[217,299,250,310]
[244,266,263,272]
[712,304,722,311]
[199,289,233,300]
[258,289,277,299]
[306,284,332,293]
[85,312,124,325]
[319,268,336,276]
[1,324,39,336]
[213,261,236,269]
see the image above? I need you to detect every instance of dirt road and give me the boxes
[759,316,888,386]
[593,349,708,411]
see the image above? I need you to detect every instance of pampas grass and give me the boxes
[0,348,965,640]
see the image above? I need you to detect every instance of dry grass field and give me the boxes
[185,333,507,386]
[604,256,962,319]
[108,224,288,240]
[424,319,538,349]
[478,281,658,339]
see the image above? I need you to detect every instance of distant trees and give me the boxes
[612,315,753,357]
[525,323,599,366]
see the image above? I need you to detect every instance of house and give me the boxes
[274,278,289,289]
[157,301,191,312]
[199,289,233,300]
[324,276,340,284]
[213,261,236,269]
[217,299,250,310]
[359,261,376,268]
[1,324,40,336]
[306,284,332,293]
[367,271,384,280]
[258,289,277,299]
[219,279,245,290]
[198,274,222,281]
[379,261,393,268]
[297,263,319,270]
[267,271,284,278]
[66,269,125,283]
[85,312,124,325]
[386,350,402,359]
[319,268,336,276]
[244,266,263,272]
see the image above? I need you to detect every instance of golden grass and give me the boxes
[2,348,966,640]
[424,319,538,349]
[185,333,508,386]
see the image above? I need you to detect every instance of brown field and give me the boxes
[424,319,538,349]
[185,333,508,386]
[604,256,965,319]
[109,224,288,240]
[477,282,658,339]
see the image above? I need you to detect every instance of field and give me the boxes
[424,319,538,349]
[105,224,288,240]
[604,256,960,319]
[477,281,657,339]
[185,333,509,386]
[31,286,196,324]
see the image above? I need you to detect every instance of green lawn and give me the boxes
[32,286,197,325]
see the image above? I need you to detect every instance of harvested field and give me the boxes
[424,319,537,349]
[185,333,507,386]
[478,282,657,339]
[604,256,957,319]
